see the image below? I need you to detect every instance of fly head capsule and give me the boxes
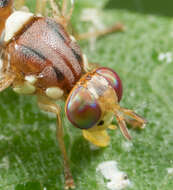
[65,67,123,131]
[65,67,146,147]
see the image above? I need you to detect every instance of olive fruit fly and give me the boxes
[0,0,146,189]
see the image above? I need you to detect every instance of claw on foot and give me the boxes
[65,178,75,189]
[126,118,146,129]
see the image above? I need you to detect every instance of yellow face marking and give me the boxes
[82,129,110,147]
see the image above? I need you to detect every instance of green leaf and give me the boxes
[0,0,173,190]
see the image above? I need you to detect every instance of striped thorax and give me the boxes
[4,11,84,98]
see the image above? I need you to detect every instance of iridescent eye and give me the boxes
[96,67,123,102]
[66,86,101,129]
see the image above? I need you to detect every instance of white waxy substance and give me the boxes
[25,75,37,84]
[96,161,131,190]
[13,82,36,94]
[4,11,34,42]
[70,35,77,42]
[46,87,64,99]
[158,52,172,64]
[167,168,173,174]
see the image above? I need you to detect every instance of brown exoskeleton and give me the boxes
[0,0,147,189]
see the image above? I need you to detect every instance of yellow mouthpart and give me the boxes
[82,122,117,148]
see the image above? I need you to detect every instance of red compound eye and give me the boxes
[66,86,102,129]
[96,67,123,102]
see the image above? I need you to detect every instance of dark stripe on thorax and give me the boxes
[45,19,66,42]
[52,66,65,81]
[71,48,82,63]
[42,23,80,79]
[20,45,46,61]
[57,52,78,79]
[45,18,82,65]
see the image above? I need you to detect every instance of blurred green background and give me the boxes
[0,0,173,190]
[106,0,173,17]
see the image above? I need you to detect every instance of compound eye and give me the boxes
[66,86,102,129]
[0,0,10,8]
[96,67,123,102]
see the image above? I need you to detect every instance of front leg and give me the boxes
[120,107,147,129]
[48,0,74,28]
[37,96,75,189]
[0,51,16,92]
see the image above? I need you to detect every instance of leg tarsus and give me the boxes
[62,0,68,16]
[120,108,147,129]
[49,0,74,28]
[125,118,145,129]
[115,112,132,140]
[114,106,146,140]
[75,23,124,40]
[0,73,15,92]
[50,0,61,16]
[62,0,74,19]
[38,96,75,189]
[56,109,75,189]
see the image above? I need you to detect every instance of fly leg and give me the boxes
[0,50,16,92]
[114,111,132,140]
[48,0,74,28]
[75,23,124,40]
[37,96,75,189]
[49,0,66,27]
[49,0,61,17]
[35,0,47,15]
[61,0,74,23]
[0,73,15,92]
[120,107,147,129]
[113,106,147,140]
